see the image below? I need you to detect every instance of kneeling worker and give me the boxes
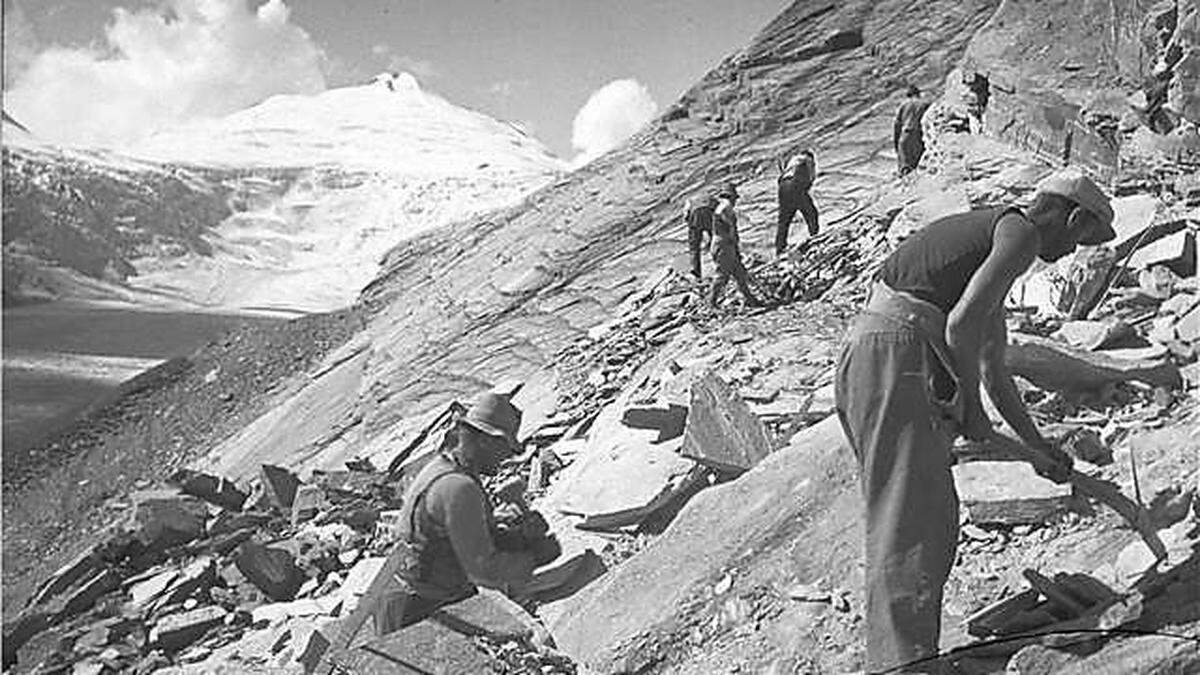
[375,392,559,632]
[835,170,1115,673]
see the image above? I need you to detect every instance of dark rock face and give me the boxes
[1,147,234,305]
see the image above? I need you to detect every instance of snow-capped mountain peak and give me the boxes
[130,72,564,175]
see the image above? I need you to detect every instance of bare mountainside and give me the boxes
[4,1,1199,673]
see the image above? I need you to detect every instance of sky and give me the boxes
[2,0,789,160]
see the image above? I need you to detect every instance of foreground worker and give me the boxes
[685,192,718,278]
[709,182,764,308]
[894,85,930,176]
[834,170,1115,673]
[775,148,819,255]
[374,392,559,632]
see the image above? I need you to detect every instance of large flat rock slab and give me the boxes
[1006,332,1181,392]
[541,397,699,530]
[548,416,862,672]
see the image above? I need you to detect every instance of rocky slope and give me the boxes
[4,1,1199,673]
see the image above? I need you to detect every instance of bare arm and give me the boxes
[430,475,534,592]
[981,310,1045,448]
[946,212,1039,439]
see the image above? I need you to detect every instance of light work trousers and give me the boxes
[834,282,961,674]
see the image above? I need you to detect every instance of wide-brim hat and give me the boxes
[1035,170,1116,245]
[718,182,739,199]
[461,392,523,454]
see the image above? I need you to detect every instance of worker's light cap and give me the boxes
[1035,170,1115,245]
[461,392,523,453]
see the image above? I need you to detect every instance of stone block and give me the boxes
[1007,332,1181,392]
[952,461,1074,525]
[332,619,498,674]
[170,469,248,511]
[149,605,227,653]
[148,557,217,613]
[291,485,326,527]
[338,557,388,613]
[681,372,773,473]
[1128,229,1197,277]
[235,541,305,602]
[1052,320,1134,351]
[26,546,98,609]
[330,590,537,674]
[128,490,208,549]
[541,397,699,531]
[261,464,302,510]
[620,403,688,442]
[1177,301,1200,343]
[1109,194,1159,252]
[126,569,180,612]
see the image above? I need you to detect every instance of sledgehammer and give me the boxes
[966,432,1167,562]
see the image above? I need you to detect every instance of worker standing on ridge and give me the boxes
[834,170,1115,674]
[894,85,930,176]
[373,392,560,633]
[685,192,718,278]
[775,148,819,256]
[709,182,764,308]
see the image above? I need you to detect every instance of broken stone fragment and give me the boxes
[169,469,248,511]
[128,490,208,550]
[235,542,305,602]
[149,605,227,653]
[952,461,1074,525]
[681,372,773,474]
[620,403,688,442]
[1176,301,1200,343]
[26,546,99,609]
[1057,428,1112,466]
[1052,319,1135,351]
[1128,229,1197,277]
[291,485,326,527]
[260,464,302,511]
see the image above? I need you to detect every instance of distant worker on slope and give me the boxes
[709,182,764,308]
[685,192,719,278]
[775,148,819,256]
[894,85,931,176]
[835,170,1115,673]
[373,393,560,633]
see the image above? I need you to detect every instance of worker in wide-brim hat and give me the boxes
[835,169,1113,673]
[374,391,559,634]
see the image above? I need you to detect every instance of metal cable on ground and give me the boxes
[871,627,1200,675]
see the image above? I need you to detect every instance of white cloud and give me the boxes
[570,78,658,165]
[4,0,326,147]
[3,0,40,90]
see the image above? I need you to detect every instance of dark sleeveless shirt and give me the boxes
[879,207,1020,314]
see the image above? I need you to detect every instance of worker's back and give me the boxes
[396,455,480,603]
[896,99,929,136]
